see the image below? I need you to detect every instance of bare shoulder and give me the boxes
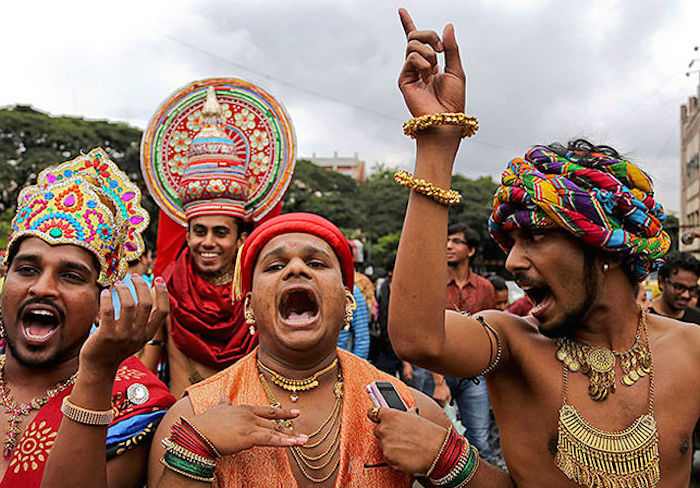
[475,309,543,342]
[409,387,452,429]
[647,313,700,363]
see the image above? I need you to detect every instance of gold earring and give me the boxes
[244,296,256,335]
[343,289,357,332]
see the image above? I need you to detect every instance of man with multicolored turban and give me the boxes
[148,212,458,487]
[0,149,175,488]
[140,80,297,398]
[383,8,699,488]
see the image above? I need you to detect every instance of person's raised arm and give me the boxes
[389,9,510,378]
[41,275,169,488]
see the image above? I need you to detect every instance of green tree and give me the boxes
[282,159,363,228]
[0,105,158,245]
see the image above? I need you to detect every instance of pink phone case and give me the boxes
[367,382,390,408]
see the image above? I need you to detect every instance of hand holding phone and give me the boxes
[367,381,408,411]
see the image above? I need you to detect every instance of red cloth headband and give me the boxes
[234,212,354,301]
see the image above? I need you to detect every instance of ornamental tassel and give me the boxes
[232,245,244,304]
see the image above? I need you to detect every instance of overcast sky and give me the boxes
[2,0,698,214]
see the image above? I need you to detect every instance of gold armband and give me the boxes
[61,397,115,426]
[394,170,462,206]
[403,113,478,139]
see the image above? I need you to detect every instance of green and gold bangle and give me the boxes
[162,451,216,482]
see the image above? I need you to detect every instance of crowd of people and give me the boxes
[0,8,696,488]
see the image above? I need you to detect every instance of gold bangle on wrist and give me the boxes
[393,170,462,206]
[61,397,115,426]
[403,113,478,139]
[425,425,453,478]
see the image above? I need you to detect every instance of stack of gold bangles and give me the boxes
[395,112,479,206]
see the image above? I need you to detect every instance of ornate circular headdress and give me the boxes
[5,148,150,285]
[140,78,296,225]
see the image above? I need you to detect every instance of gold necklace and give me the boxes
[555,308,650,401]
[257,358,338,402]
[258,360,343,484]
[204,269,233,286]
[0,355,78,459]
[555,313,660,488]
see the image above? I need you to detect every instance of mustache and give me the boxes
[17,298,66,323]
[512,272,547,289]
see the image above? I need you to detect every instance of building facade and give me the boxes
[306,152,366,182]
[681,85,700,254]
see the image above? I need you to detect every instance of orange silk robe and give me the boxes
[187,348,415,488]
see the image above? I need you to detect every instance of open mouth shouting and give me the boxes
[18,302,64,344]
[518,280,554,319]
[278,286,320,328]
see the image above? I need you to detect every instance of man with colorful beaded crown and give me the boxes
[0,148,175,487]
[147,212,506,487]
[384,8,700,487]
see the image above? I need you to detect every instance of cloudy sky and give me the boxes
[1,0,698,214]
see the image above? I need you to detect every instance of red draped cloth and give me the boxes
[164,249,257,370]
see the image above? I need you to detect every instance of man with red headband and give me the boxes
[148,212,461,487]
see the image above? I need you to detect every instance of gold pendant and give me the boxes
[556,405,660,488]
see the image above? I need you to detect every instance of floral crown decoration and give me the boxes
[5,148,150,286]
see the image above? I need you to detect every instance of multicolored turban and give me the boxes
[5,148,149,286]
[233,212,355,301]
[488,145,670,281]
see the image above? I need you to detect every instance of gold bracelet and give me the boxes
[394,170,462,206]
[61,397,115,426]
[403,113,478,139]
[425,425,453,477]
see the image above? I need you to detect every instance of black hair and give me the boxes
[658,251,700,280]
[447,223,480,250]
[488,275,508,292]
[547,138,622,165]
[385,253,396,272]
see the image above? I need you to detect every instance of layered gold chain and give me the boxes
[258,359,343,484]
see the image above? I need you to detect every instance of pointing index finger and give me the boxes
[398,8,417,36]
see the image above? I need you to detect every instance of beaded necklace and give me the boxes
[257,358,339,402]
[0,355,78,459]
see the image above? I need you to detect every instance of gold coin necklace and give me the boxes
[555,311,660,487]
[258,359,343,484]
[257,358,338,402]
[555,307,650,401]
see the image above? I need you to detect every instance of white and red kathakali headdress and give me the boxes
[141,78,296,226]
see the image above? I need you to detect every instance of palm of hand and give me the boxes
[400,71,465,117]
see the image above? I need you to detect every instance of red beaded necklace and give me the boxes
[0,355,77,459]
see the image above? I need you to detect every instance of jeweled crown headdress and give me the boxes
[5,148,149,285]
[178,86,250,220]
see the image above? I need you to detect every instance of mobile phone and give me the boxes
[366,381,408,411]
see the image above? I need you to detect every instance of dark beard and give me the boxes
[539,250,599,339]
[4,327,87,370]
